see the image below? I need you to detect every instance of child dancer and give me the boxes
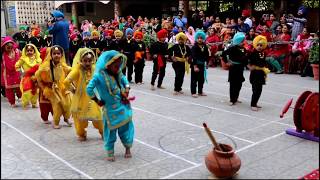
[38,47,53,124]
[122,28,135,82]
[15,44,42,108]
[248,35,270,111]
[64,48,103,141]
[133,31,146,84]
[191,30,209,98]
[150,29,169,90]
[170,32,192,95]
[86,50,134,162]
[1,37,22,107]
[222,32,248,105]
[35,45,72,129]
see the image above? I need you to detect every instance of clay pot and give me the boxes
[205,143,241,178]
[311,64,319,80]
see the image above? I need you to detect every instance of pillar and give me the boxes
[71,2,78,28]
[114,0,121,20]
[178,0,189,16]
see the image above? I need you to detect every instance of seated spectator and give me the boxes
[236,17,250,34]
[288,27,312,74]
[266,24,291,74]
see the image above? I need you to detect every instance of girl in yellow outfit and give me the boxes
[15,44,42,108]
[64,48,103,141]
[35,45,72,129]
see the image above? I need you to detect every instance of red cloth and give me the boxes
[5,87,21,105]
[268,33,291,57]
[21,65,39,94]
[266,20,273,28]
[242,9,251,17]
[70,33,78,41]
[261,32,272,42]
[134,31,144,39]
[157,29,168,39]
[206,34,220,55]
[157,54,164,72]
[1,49,21,88]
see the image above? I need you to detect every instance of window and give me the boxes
[86,2,94,13]
[189,1,209,11]
[77,3,84,16]
[66,3,71,13]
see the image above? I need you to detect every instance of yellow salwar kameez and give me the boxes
[35,45,72,128]
[64,48,103,140]
[15,44,42,108]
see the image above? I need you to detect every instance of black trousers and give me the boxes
[151,60,166,87]
[251,83,263,107]
[173,62,186,92]
[229,81,243,103]
[134,60,145,83]
[191,64,205,94]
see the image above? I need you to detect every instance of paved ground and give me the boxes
[1,61,319,179]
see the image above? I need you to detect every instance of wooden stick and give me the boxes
[203,123,222,151]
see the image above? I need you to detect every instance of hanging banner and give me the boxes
[8,6,16,28]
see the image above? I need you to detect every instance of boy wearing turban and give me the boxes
[29,29,45,51]
[222,32,248,105]
[102,29,114,51]
[170,32,192,95]
[86,50,134,161]
[121,28,135,82]
[133,31,146,84]
[80,31,91,48]
[190,30,209,98]
[69,33,81,65]
[248,35,270,111]
[150,29,169,90]
[88,30,103,57]
[13,26,29,51]
[110,30,124,52]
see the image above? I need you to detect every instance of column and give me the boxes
[71,2,78,28]
[178,0,189,17]
[114,0,121,20]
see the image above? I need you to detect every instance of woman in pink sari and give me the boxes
[186,26,195,45]
[1,36,22,107]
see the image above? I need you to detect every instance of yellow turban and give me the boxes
[253,35,268,50]
[175,32,187,42]
[114,30,123,38]
[91,30,100,37]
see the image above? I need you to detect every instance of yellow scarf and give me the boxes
[175,57,190,74]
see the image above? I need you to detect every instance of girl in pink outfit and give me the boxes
[289,27,312,74]
[186,26,195,45]
[1,37,22,107]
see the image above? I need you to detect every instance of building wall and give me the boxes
[61,1,114,25]
[15,1,55,25]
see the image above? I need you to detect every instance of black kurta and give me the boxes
[248,50,267,85]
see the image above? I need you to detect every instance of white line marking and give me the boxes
[134,138,198,166]
[133,89,269,122]
[1,121,94,179]
[160,131,286,179]
[235,132,286,153]
[133,107,254,144]
[160,164,202,179]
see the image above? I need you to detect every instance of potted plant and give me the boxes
[143,31,157,61]
[309,38,319,80]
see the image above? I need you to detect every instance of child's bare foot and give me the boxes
[11,104,17,108]
[78,136,87,141]
[106,156,115,162]
[125,148,132,158]
[256,105,262,108]
[43,120,51,124]
[150,85,155,91]
[53,124,61,129]
[236,100,242,104]
[251,106,259,111]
